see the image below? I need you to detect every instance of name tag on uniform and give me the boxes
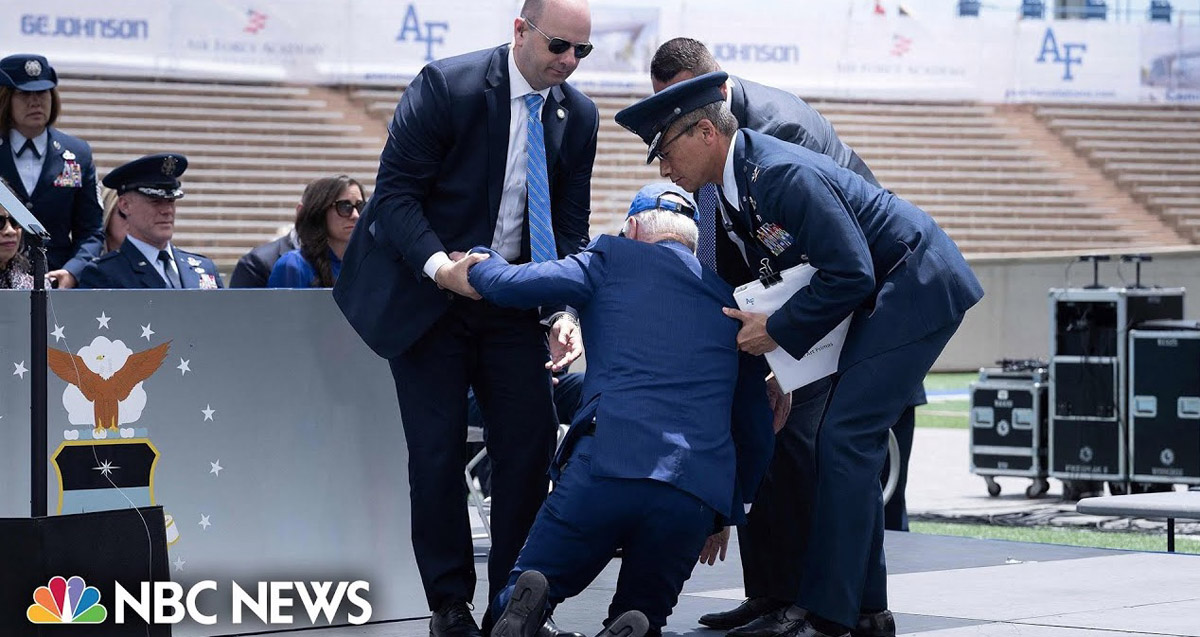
[754,222,794,256]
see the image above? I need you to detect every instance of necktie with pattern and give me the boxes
[524,93,556,263]
[695,183,720,272]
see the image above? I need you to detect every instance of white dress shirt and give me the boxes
[127,235,180,287]
[9,129,48,196]
[422,44,550,279]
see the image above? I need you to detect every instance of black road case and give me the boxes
[970,362,1051,498]
[1129,322,1200,486]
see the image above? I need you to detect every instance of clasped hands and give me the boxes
[434,250,581,372]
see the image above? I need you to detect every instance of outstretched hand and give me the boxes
[435,252,489,299]
[548,317,583,372]
[723,307,778,355]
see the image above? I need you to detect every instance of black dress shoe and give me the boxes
[493,571,550,637]
[595,610,649,637]
[699,598,787,630]
[728,605,806,637]
[790,619,849,637]
[540,615,586,637]
[431,600,483,637]
[851,610,895,637]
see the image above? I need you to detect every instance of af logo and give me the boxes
[1079,445,1095,463]
[1036,27,1086,81]
[397,3,448,63]
[1161,448,1175,467]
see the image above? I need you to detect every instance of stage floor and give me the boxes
[256,530,1200,637]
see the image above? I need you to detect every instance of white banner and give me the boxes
[1,0,1195,103]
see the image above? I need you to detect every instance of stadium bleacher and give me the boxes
[56,76,1198,272]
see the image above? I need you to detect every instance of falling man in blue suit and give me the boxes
[615,73,984,637]
[453,183,775,637]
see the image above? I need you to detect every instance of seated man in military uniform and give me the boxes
[78,153,222,289]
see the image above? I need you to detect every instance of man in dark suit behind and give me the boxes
[332,1,599,635]
[616,73,982,637]
[468,184,774,637]
[229,230,298,288]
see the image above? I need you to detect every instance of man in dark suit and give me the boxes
[616,73,983,637]
[0,54,104,288]
[229,230,299,287]
[77,153,222,290]
[467,184,774,637]
[648,40,926,637]
[332,1,599,635]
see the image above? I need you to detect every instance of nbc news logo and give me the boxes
[27,575,108,624]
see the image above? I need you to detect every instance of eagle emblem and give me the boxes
[48,340,171,432]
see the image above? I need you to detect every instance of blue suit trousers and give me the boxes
[491,435,713,630]
[798,319,962,627]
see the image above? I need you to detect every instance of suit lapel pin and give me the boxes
[52,140,61,150]
[556,108,565,120]
[137,261,147,266]
[62,150,75,161]
[187,257,201,267]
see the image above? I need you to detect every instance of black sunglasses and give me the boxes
[653,122,699,161]
[0,214,18,231]
[524,19,593,59]
[332,199,366,218]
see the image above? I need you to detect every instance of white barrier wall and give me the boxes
[1,0,1196,103]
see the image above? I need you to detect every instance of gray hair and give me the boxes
[667,100,738,140]
[623,208,698,252]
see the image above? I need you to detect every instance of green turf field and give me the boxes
[911,521,1200,555]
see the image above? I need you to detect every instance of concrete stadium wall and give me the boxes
[937,247,1200,371]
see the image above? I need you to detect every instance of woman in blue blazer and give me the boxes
[0,54,104,288]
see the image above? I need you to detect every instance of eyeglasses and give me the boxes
[651,194,695,217]
[523,19,593,59]
[332,199,366,218]
[0,215,17,231]
[653,122,699,161]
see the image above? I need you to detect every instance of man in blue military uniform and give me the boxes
[615,73,983,637]
[0,53,104,288]
[77,153,223,289]
[649,39,927,637]
[463,183,775,637]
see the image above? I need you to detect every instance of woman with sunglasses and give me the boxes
[0,212,33,289]
[0,54,104,289]
[268,175,367,288]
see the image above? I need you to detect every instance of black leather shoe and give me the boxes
[431,600,483,637]
[596,610,649,637]
[728,605,806,637]
[492,571,550,637]
[790,619,849,637]
[699,598,787,630]
[851,610,895,637]
[540,616,586,637]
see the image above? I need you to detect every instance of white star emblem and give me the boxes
[93,460,120,477]
[140,324,155,341]
[51,324,65,342]
[210,460,223,477]
[96,312,111,329]
[177,359,191,375]
[13,361,27,379]
[198,514,211,530]
[172,557,186,572]
[202,405,215,421]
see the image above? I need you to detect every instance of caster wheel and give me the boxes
[985,477,1001,497]
[1025,479,1049,499]
[1062,480,1080,501]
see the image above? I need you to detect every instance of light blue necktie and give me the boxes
[695,183,719,272]
[524,93,556,263]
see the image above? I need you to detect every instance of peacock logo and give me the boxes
[27,575,108,624]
